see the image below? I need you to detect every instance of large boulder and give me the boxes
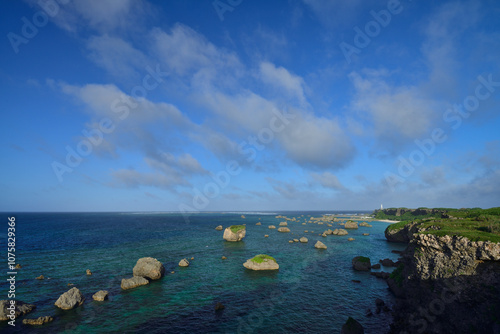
[0,300,36,321]
[22,316,53,326]
[352,256,371,271]
[54,287,85,310]
[243,254,279,270]
[344,221,359,229]
[121,276,149,290]
[315,241,327,249]
[133,257,165,280]
[278,227,290,232]
[341,317,364,334]
[223,225,246,241]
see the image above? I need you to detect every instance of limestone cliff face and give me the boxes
[387,231,500,333]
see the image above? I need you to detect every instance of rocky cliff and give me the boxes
[386,228,500,333]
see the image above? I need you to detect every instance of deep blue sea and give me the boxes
[0,212,405,333]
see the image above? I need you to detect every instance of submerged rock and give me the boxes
[133,257,165,280]
[223,225,246,241]
[315,241,327,249]
[243,254,279,270]
[55,287,85,310]
[92,290,109,301]
[215,302,225,311]
[0,300,36,321]
[352,256,371,271]
[179,258,190,267]
[22,316,53,326]
[341,317,364,334]
[121,276,149,290]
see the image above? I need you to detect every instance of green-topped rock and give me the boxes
[352,256,371,271]
[243,254,279,270]
[223,225,246,242]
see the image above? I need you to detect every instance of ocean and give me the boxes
[0,212,405,333]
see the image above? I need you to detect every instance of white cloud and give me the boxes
[310,171,344,190]
[259,61,307,106]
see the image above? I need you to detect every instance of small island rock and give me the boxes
[223,225,246,242]
[352,256,371,271]
[22,316,53,326]
[133,257,165,280]
[268,225,276,229]
[344,221,359,229]
[315,241,327,249]
[121,276,149,290]
[54,287,85,310]
[256,222,261,225]
[243,254,279,270]
[92,290,108,301]
[179,258,190,267]
[336,229,349,236]
[215,225,223,231]
[279,222,288,226]
[0,300,36,321]
[86,269,92,275]
[278,227,291,232]
[36,275,44,280]
[299,237,308,243]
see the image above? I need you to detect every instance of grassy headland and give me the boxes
[376,207,500,242]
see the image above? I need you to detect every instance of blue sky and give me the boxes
[1,0,499,212]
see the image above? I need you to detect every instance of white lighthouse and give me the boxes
[380,204,383,210]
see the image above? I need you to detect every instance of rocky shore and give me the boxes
[383,217,500,333]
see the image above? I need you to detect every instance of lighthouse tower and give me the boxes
[380,204,383,210]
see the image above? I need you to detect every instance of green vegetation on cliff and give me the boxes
[380,207,500,242]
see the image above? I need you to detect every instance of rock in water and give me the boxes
[315,241,327,249]
[344,221,359,229]
[179,258,190,267]
[279,222,288,226]
[223,225,246,241]
[341,317,364,334]
[86,269,92,275]
[352,256,372,271]
[337,229,349,236]
[379,258,396,267]
[243,254,279,270]
[215,225,223,231]
[348,238,355,241]
[54,287,85,310]
[371,264,381,269]
[299,237,308,243]
[22,316,53,325]
[278,227,290,232]
[92,290,109,301]
[133,257,165,280]
[36,275,44,280]
[0,300,36,320]
[121,276,149,290]
[256,222,261,225]
[215,302,225,311]
[268,225,276,229]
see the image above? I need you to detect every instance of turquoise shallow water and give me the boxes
[0,212,405,333]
